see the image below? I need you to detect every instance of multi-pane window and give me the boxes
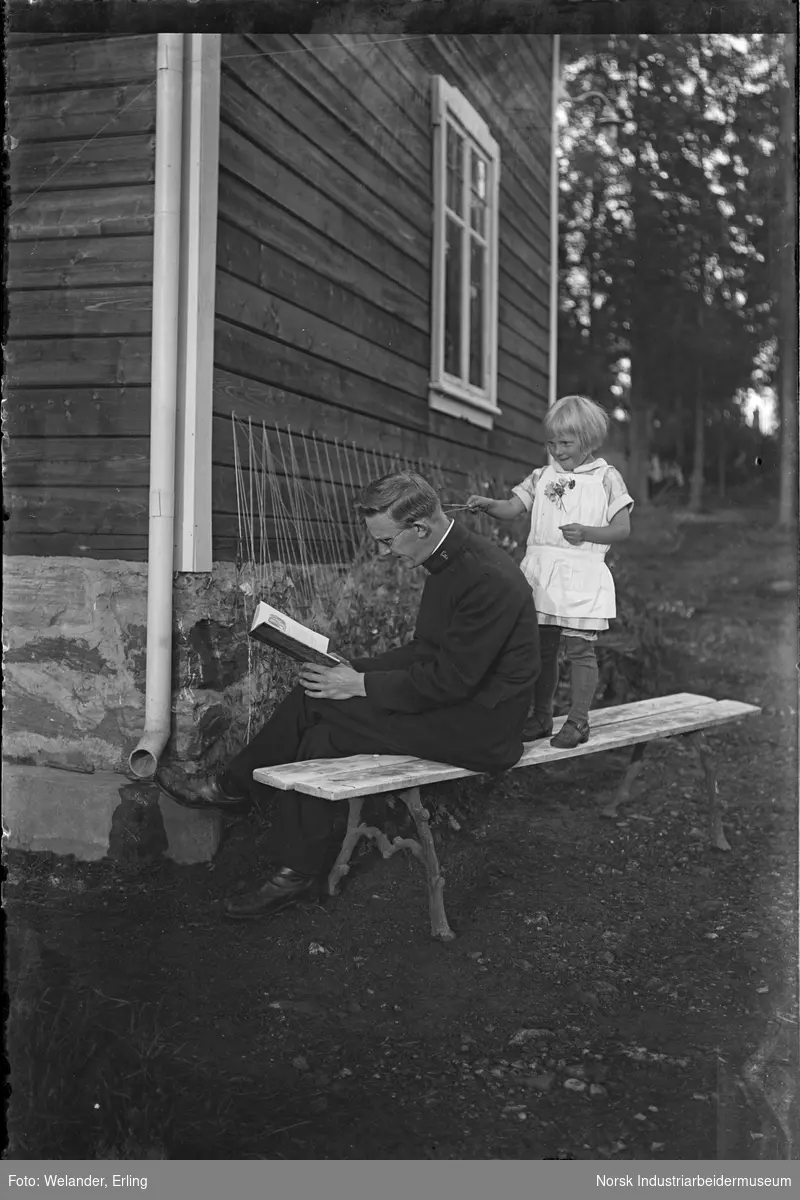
[430,76,500,429]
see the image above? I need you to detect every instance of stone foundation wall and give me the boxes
[3,556,259,775]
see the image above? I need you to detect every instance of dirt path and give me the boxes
[6,505,797,1160]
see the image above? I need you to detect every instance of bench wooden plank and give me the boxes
[250,693,760,940]
[253,695,760,800]
[567,692,711,725]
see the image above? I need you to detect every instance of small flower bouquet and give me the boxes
[544,478,576,510]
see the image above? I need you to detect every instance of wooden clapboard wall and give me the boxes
[4,33,553,564]
[4,33,157,560]
[212,33,552,561]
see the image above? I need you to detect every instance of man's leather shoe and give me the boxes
[222,867,321,920]
[522,714,554,741]
[156,768,252,815]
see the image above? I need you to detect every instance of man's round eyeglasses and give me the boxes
[373,528,409,551]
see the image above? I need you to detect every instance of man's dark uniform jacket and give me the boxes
[226,521,540,875]
[353,520,538,727]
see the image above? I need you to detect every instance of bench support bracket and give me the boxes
[326,788,456,941]
[396,785,456,942]
[600,732,731,852]
[601,741,648,819]
[686,730,731,851]
[327,797,367,896]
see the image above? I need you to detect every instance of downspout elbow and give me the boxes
[130,731,170,781]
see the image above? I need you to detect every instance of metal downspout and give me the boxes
[129,33,185,778]
[549,34,561,410]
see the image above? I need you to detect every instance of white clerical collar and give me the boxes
[431,519,454,555]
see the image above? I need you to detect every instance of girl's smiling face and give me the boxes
[547,434,592,472]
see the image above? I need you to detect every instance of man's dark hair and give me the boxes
[356,471,442,527]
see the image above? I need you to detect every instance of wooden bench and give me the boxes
[253,692,760,941]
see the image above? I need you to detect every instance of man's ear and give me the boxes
[412,520,432,539]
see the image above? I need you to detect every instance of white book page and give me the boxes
[250,602,330,655]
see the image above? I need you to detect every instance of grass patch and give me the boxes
[6,959,327,1160]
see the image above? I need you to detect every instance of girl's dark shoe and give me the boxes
[222,868,321,920]
[550,718,590,749]
[522,714,554,741]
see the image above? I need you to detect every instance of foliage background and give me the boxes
[556,31,795,512]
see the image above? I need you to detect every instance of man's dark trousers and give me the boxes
[222,685,530,876]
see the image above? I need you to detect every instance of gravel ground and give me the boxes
[6,503,797,1160]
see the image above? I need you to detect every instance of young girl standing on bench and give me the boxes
[468,395,634,749]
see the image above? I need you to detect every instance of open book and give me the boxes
[248,601,341,667]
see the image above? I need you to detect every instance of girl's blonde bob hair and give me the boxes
[544,394,609,454]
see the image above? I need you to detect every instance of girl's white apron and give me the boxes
[520,464,616,627]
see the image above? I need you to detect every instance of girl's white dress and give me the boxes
[512,458,634,633]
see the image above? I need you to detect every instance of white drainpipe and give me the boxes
[129,33,185,779]
[548,34,561,411]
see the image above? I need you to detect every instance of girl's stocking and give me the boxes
[564,636,598,725]
[533,624,562,719]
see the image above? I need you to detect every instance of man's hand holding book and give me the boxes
[298,662,366,700]
[248,602,365,699]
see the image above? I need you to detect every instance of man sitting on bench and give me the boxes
[163,471,540,920]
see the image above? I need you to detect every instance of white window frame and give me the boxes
[429,75,500,431]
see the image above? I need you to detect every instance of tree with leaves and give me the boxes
[558,33,790,513]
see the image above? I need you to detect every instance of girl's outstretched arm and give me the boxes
[560,507,631,546]
[467,494,527,522]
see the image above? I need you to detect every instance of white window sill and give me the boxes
[428,385,500,430]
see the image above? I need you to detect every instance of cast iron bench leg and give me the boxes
[601,741,648,819]
[396,785,456,942]
[687,730,732,851]
[327,796,366,896]
[326,793,456,940]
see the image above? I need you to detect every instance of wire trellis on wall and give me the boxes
[230,415,451,740]
[227,415,522,743]
[231,414,447,614]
